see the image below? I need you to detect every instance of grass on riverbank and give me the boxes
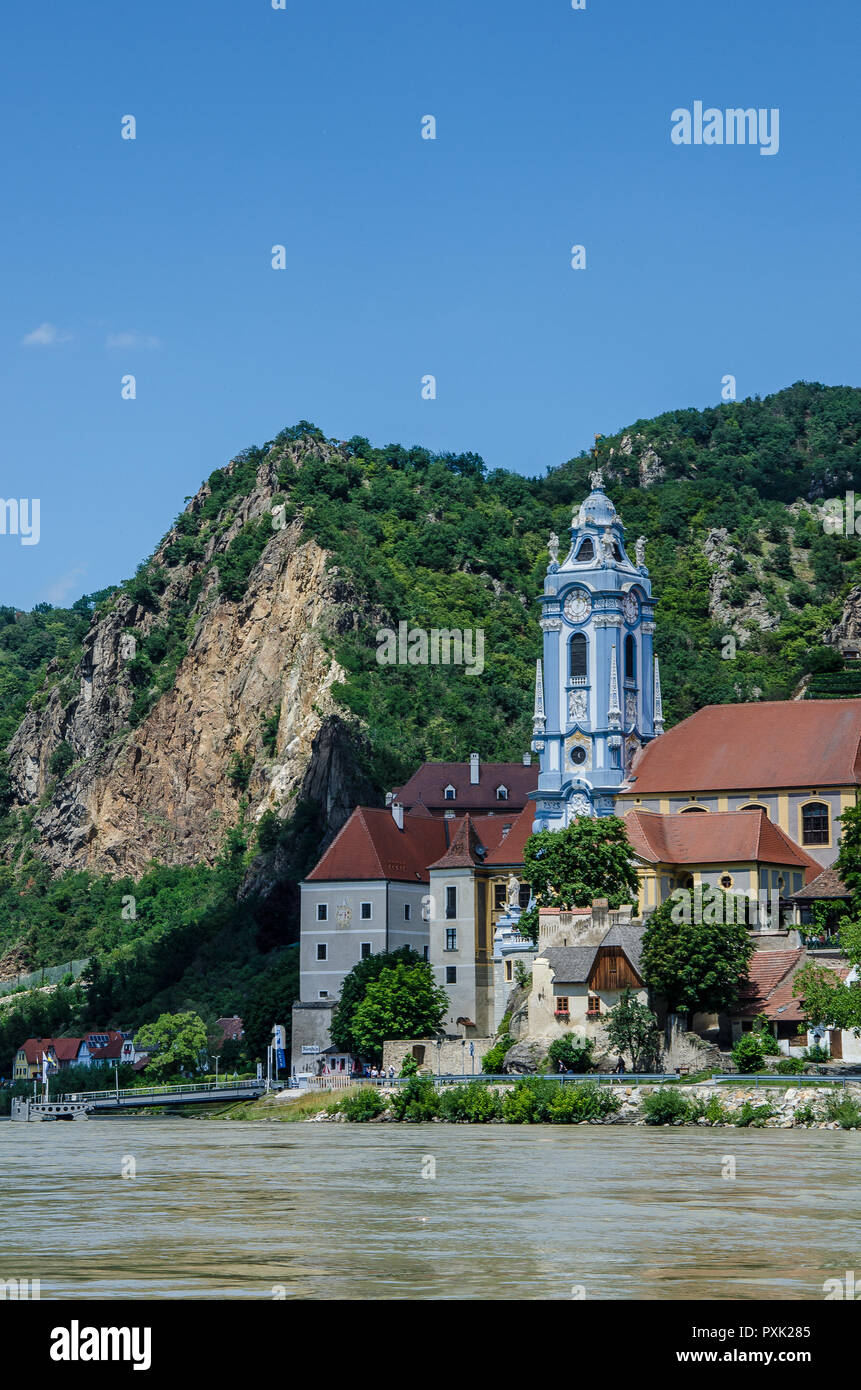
[227,1087,363,1123]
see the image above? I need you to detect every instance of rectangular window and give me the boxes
[445,886,457,919]
[494,883,506,911]
[505,960,513,982]
[318,990,329,999]
[316,943,327,961]
[360,902,372,920]
[422,945,429,961]
[360,942,372,960]
[445,966,457,984]
[555,996,569,1016]
[445,928,457,952]
[403,903,411,921]
[587,993,600,1015]
[316,903,328,922]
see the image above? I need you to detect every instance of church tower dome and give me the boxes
[530,470,662,832]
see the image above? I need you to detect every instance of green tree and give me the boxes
[604,988,662,1072]
[519,817,639,942]
[242,947,299,1059]
[329,947,420,1055]
[350,962,449,1065]
[641,895,753,1024]
[136,1011,208,1081]
[546,1033,594,1073]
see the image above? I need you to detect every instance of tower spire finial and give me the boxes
[654,656,664,735]
[532,658,546,735]
[608,644,621,730]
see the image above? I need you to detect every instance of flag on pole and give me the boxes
[41,1052,49,1084]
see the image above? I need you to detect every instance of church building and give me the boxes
[290,473,860,1071]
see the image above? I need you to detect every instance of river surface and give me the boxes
[1,1118,859,1299]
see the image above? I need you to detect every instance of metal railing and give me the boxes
[713,1073,855,1089]
[339,1072,672,1089]
[58,1078,265,1103]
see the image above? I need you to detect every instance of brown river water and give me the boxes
[1,1118,859,1299]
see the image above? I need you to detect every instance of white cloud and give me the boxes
[106,330,161,350]
[22,322,73,347]
[42,567,86,605]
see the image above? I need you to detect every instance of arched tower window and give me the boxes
[576,539,594,562]
[624,634,636,681]
[569,633,588,680]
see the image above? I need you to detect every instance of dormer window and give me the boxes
[496,785,508,801]
[444,785,456,800]
[576,539,595,562]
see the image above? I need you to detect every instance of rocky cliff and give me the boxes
[6,443,375,879]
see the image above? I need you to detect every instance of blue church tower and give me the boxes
[530,470,663,831]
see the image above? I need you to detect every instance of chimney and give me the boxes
[391,802,404,830]
[469,752,480,785]
[522,753,531,766]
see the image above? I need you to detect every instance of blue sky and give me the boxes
[1,0,859,607]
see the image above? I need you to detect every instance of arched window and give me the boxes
[624,634,636,681]
[740,803,769,817]
[801,802,829,846]
[576,539,594,562]
[680,806,707,813]
[570,633,588,680]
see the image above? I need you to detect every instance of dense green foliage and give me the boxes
[337,1086,387,1121]
[604,989,662,1072]
[481,1033,515,1073]
[519,817,640,941]
[546,1033,595,1073]
[350,961,449,1064]
[135,1011,207,1081]
[328,948,422,1056]
[641,895,754,1019]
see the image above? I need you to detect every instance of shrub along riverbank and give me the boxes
[318,1076,861,1129]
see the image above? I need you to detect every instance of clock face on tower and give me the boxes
[622,591,639,625]
[563,589,590,624]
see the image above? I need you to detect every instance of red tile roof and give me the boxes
[51,1037,83,1063]
[624,808,820,877]
[737,949,808,1020]
[393,761,538,812]
[429,814,484,869]
[788,866,850,901]
[307,807,449,883]
[627,699,861,794]
[483,803,536,865]
[17,1038,55,1064]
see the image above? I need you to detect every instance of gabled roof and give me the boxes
[627,699,861,793]
[736,949,805,1019]
[393,761,538,811]
[541,925,645,986]
[600,924,645,978]
[624,808,820,876]
[788,866,851,901]
[17,1038,56,1064]
[51,1037,84,1063]
[541,946,598,984]
[429,814,484,869]
[483,803,536,865]
[306,807,449,883]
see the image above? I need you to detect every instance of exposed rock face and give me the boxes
[6,446,376,878]
[607,434,666,489]
[824,585,861,655]
[502,1039,546,1074]
[702,527,780,639]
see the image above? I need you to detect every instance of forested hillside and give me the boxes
[1,380,858,1072]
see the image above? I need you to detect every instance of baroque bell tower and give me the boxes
[530,467,662,831]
